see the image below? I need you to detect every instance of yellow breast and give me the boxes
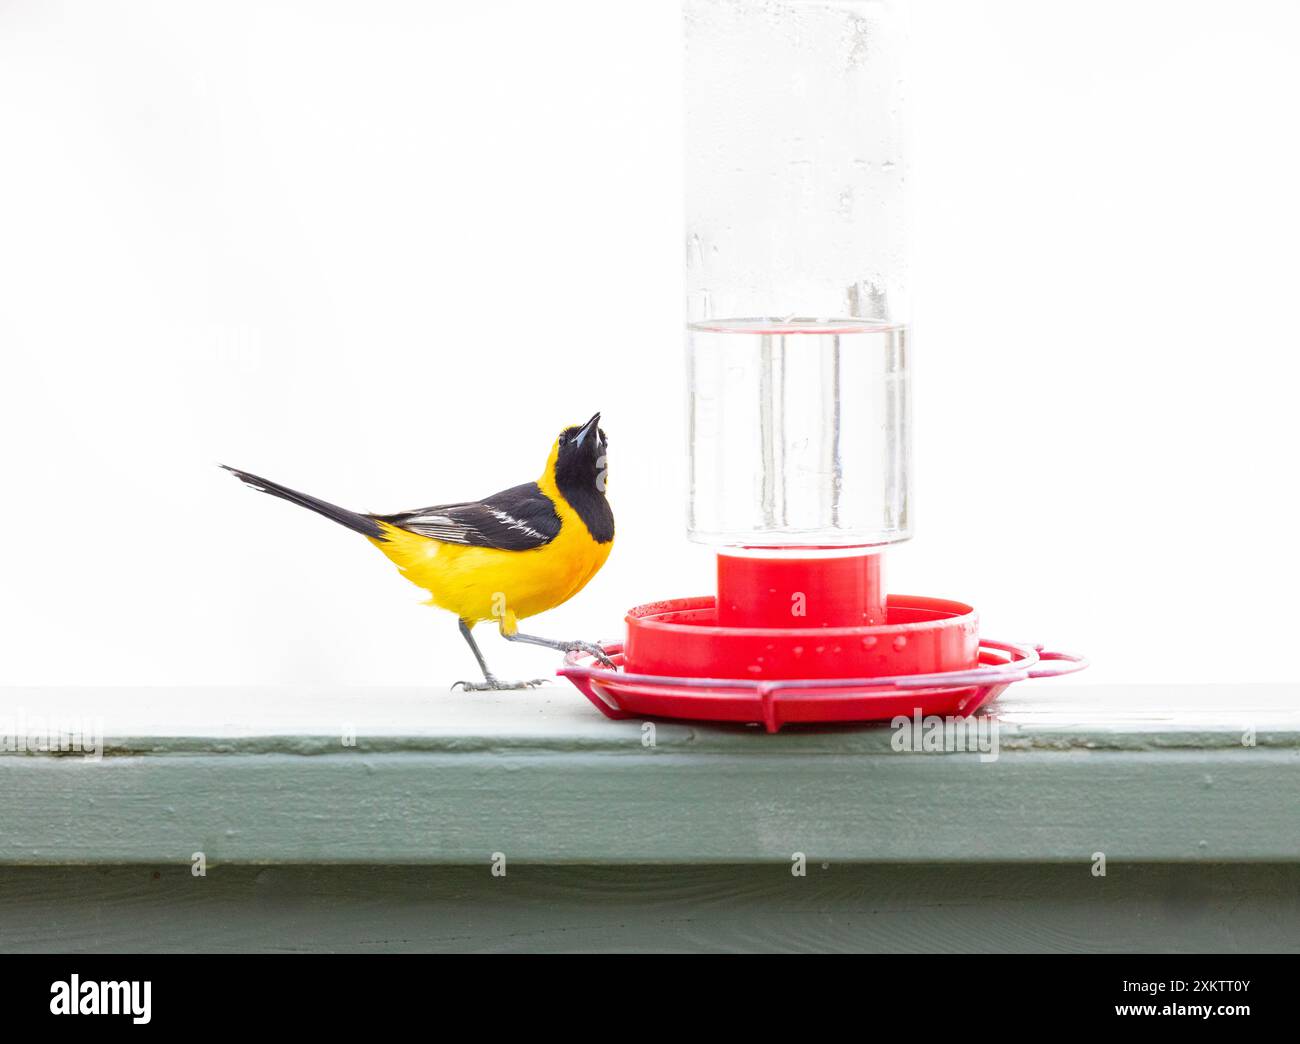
[369,482,611,626]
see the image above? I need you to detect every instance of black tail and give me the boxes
[221,465,388,542]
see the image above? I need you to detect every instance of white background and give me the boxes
[1,0,1297,687]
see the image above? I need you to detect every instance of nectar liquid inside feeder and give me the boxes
[562,0,1084,729]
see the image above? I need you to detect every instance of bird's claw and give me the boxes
[452,677,551,692]
[567,641,616,669]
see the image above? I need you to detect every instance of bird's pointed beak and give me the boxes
[573,412,601,450]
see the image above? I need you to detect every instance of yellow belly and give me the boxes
[369,520,611,625]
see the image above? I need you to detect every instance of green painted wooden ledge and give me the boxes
[1,683,1297,866]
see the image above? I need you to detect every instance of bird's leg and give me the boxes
[451,619,549,691]
[501,628,616,669]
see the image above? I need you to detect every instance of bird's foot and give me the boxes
[451,677,551,692]
[565,641,616,669]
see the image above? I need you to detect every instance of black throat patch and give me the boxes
[555,472,614,544]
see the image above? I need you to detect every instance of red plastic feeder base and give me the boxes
[624,593,979,680]
[559,553,1087,731]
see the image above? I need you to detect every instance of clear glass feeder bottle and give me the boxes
[685,0,910,549]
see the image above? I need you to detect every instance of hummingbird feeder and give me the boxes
[562,0,1085,730]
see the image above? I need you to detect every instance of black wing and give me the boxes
[376,482,562,551]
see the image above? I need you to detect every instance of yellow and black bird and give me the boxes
[223,413,614,689]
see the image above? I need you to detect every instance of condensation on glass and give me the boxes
[685,0,910,548]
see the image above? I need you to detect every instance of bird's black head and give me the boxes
[548,412,613,542]
[553,412,608,491]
